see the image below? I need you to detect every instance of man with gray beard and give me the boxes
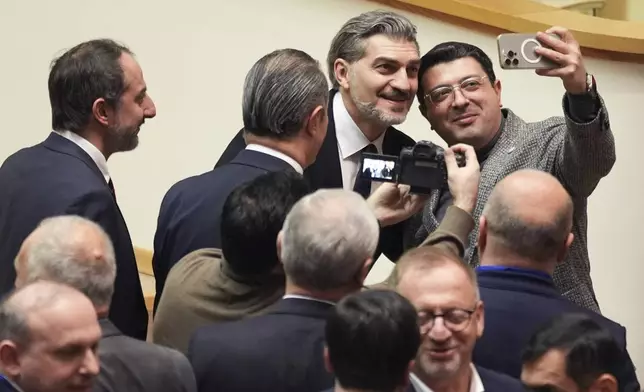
[216,10,422,262]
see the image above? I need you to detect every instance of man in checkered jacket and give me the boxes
[407,27,614,313]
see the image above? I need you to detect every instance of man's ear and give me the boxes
[334,59,351,90]
[276,231,284,266]
[478,216,488,255]
[557,233,574,264]
[0,340,21,378]
[323,346,334,374]
[588,373,618,392]
[357,257,374,285]
[493,79,503,107]
[305,105,327,138]
[475,300,485,338]
[91,98,111,127]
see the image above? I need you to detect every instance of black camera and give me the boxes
[359,141,465,194]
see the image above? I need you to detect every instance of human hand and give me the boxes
[445,144,480,213]
[534,26,587,95]
[367,182,429,227]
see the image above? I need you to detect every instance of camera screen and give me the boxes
[362,157,396,181]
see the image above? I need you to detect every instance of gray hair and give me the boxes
[0,281,82,348]
[327,10,419,88]
[482,191,573,263]
[16,215,116,308]
[242,48,329,139]
[280,189,379,291]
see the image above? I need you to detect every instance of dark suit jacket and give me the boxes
[152,149,294,309]
[94,319,196,392]
[473,268,640,391]
[215,89,416,262]
[0,133,147,340]
[188,297,334,392]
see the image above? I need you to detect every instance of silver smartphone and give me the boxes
[497,33,559,70]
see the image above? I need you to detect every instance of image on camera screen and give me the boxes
[362,157,396,181]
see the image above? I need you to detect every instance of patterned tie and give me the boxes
[107,178,116,201]
[353,143,378,198]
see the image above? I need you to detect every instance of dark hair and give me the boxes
[220,170,310,275]
[522,313,625,390]
[417,42,496,107]
[49,39,133,133]
[326,289,421,391]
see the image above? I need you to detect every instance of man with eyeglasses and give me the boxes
[393,246,525,391]
[407,27,615,314]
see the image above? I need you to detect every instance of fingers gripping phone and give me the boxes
[497,33,558,70]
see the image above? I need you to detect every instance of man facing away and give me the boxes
[152,48,329,308]
[0,39,156,339]
[216,10,422,262]
[13,216,197,392]
[322,289,421,392]
[0,281,102,392]
[471,169,639,390]
[411,29,615,312]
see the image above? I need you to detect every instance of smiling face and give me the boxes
[336,34,420,132]
[420,57,503,149]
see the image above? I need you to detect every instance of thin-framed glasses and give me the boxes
[424,75,489,105]
[417,308,476,334]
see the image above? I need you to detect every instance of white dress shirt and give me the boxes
[245,144,303,174]
[410,364,485,392]
[333,93,386,191]
[53,130,110,184]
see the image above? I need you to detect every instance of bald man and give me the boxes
[14,215,196,392]
[0,280,101,392]
[470,169,640,390]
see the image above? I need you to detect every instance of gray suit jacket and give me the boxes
[93,319,196,392]
[405,94,615,312]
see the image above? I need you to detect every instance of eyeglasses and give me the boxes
[417,308,476,334]
[424,75,488,105]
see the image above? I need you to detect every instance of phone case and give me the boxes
[496,33,558,70]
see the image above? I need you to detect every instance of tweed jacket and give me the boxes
[405,94,615,312]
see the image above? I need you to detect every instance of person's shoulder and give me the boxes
[164,249,222,290]
[387,126,416,145]
[476,366,524,390]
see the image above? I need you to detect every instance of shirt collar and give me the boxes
[245,144,303,174]
[410,364,484,392]
[282,294,335,306]
[333,92,386,159]
[53,130,110,184]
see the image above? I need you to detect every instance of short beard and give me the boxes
[350,90,407,127]
[109,124,139,153]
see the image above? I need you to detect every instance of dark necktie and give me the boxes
[107,179,116,201]
[352,143,377,199]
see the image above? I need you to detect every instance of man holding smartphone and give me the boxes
[409,26,614,313]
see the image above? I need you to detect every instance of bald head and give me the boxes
[14,215,116,311]
[480,169,573,264]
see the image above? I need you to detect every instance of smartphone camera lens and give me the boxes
[507,50,515,58]
[504,58,511,66]
[512,58,519,66]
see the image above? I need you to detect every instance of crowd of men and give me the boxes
[0,7,636,392]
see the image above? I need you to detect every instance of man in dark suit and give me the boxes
[321,290,421,392]
[188,184,428,392]
[393,246,525,392]
[0,39,156,340]
[151,48,329,308]
[471,169,639,390]
[215,10,421,263]
[13,215,196,392]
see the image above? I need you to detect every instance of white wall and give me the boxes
[1,0,643,378]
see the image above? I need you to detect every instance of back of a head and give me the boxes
[417,41,496,106]
[522,313,624,390]
[482,169,573,263]
[280,189,379,292]
[15,215,116,310]
[326,289,420,391]
[49,38,133,133]
[327,10,418,89]
[221,170,311,276]
[242,48,329,139]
